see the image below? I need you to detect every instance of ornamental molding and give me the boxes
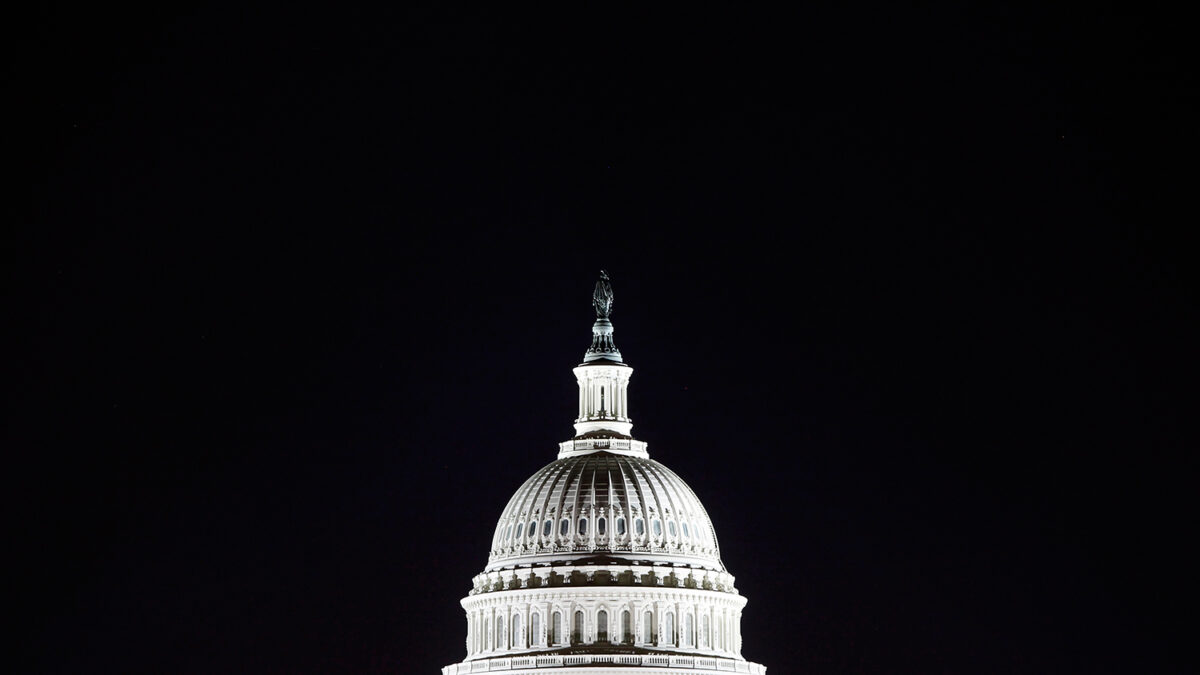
[443,654,767,675]
[461,586,749,609]
[470,563,738,596]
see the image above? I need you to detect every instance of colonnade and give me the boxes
[575,367,631,423]
[466,597,742,658]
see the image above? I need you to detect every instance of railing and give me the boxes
[443,654,767,674]
[470,562,738,595]
[557,438,648,457]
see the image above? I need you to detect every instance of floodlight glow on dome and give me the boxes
[441,273,766,675]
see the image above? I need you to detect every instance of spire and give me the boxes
[583,270,623,364]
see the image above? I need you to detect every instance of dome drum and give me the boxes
[459,586,749,663]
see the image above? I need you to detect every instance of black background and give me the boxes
[7,4,1196,674]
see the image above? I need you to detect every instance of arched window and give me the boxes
[496,616,505,649]
[684,614,694,646]
[701,615,709,648]
[642,610,655,643]
[621,610,632,644]
[527,521,537,538]
[664,612,674,645]
[597,610,608,642]
[516,522,524,539]
[635,518,645,536]
[578,517,587,536]
[531,612,541,645]
[543,519,552,537]
[668,520,677,537]
[652,519,662,536]
[560,518,569,536]
[682,522,690,539]
[512,614,522,647]
[505,524,512,541]
[485,618,491,650]
[597,517,606,536]
[572,610,584,644]
[551,611,562,645]
[617,517,626,536]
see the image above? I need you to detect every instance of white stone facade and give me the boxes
[461,587,746,656]
[442,276,765,674]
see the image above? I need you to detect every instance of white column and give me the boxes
[729,610,739,653]
[621,377,628,418]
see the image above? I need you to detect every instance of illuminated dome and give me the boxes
[487,451,723,572]
[443,272,765,675]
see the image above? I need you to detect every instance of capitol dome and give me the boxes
[443,272,765,675]
[487,451,723,572]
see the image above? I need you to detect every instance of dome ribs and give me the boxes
[616,456,649,547]
[556,455,587,545]
[675,468,722,557]
[485,454,727,572]
[636,458,673,551]
[521,461,561,548]
[640,459,679,548]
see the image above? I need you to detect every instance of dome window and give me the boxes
[505,525,512,541]
[597,517,606,536]
[527,521,537,538]
[578,517,588,535]
[516,522,524,538]
[635,518,645,536]
[560,518,569,536]
[668,521,677,537]
[652,519,662,536]
[617,517,626,536]
[543,520,552,537]
[682,522,690,538]
[572,610,584,644]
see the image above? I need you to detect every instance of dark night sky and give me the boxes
[6,4,1196,674]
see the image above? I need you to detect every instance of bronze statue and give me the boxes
[592,270,614,318]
